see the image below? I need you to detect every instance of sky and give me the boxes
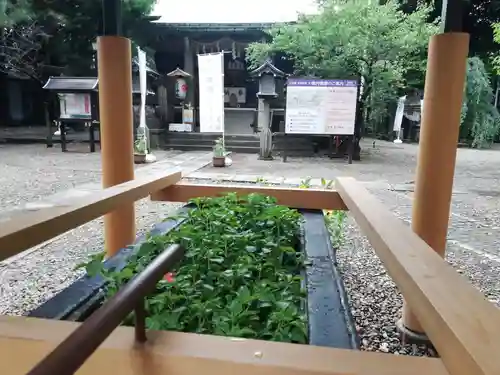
[152,0,319,23]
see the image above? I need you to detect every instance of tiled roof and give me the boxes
[43,77,98,91]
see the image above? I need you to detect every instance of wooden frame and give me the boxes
[1,317,447,375]
[1,171,499,375]
[151,181,348,210]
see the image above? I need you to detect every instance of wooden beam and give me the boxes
[336,177,500,375]
[1,316,448,375]
[98,36,135,256]
[402,32,469,333]
[151,182,348,211]
[0,170,182,262]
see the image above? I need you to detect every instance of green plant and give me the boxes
[460,57,500,148]
[255,176,270,185]
[82,194,307,343]
[299,177,312,189]
[134,137,147,155]
[324,210,348,249]
[492,22,500,75]
[213,137,225,157]
[320,178,335,190]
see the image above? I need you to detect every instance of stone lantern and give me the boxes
[249,59,286,160]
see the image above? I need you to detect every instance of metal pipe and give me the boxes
[27,244,184,375]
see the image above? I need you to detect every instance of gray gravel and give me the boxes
[335,185,500,356]
[336,217,436,356]
[0,199,183,315]
[0,145,189,315]
[1,141,499,358]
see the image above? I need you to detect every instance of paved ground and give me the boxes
[0,140,498,355]
[197,139,500,268]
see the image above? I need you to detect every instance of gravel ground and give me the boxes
[337,217,436,356]
[1,141,499,359]
[187,141,500,357]
[0,144,194,315]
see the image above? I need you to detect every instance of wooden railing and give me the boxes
[0,169,499,375]
[27,244,184,375]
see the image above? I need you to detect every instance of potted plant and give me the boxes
[212,137,226,167]
[134,137,147,164]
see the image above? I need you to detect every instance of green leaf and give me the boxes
[229,299,244,316]
[203,284,215,292]
[210,257,224,264]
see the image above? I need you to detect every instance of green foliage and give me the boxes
[0,0,32,26]
[492,22,500,75]
[0,0,156,79]
[83,194,307,343]
[246,0,438,132]
[299,177,312,189]
[324,210,347,249]
[213,137,225,157]
[460,57,500,148]
[134,137,147,154]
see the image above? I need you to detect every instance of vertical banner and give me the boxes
[198,53,224,134]
[138,48,147,129]
[393,96,406,132]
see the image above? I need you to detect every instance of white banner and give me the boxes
[393,96,406,132]
[198,53,224,133]
[285,79,358,135]
[138,48,147,129]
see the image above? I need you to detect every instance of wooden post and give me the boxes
[398,32,469,338]
[97,36,135,257]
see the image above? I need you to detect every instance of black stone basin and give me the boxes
[29,207,358,349]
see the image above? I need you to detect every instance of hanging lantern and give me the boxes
[166,67,192,101]
[175,77,188,100]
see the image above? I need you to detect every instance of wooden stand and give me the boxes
[97,36,135,257]
[400,32,470,335]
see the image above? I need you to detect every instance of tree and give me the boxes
[246,0,438,144]
[401,0,500,57]
[0,0,32,26]
[492,22,500,74]
[460,57,500,147]
[0,0,156,81]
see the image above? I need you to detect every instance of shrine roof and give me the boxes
[151,22,289,32]
[43,77,155,96]
[43,77,98,92]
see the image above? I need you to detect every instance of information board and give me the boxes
[59,93,92,120]
[198,53,224,133]
[285,79,358,135]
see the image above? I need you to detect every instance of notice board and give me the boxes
[59,93,92,120]
[285,78,358,135]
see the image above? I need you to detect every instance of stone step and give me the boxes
[166,138,260,147]
[164,144,260,154]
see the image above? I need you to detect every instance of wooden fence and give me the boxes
[1,169,499,375]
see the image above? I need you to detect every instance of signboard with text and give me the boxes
[59,93,92,120]
[285,78,358,135]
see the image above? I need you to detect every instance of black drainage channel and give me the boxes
[301,210,359,349]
